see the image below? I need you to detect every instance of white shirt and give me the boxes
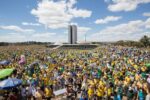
[31,87,36,97]
[146,94,150,100]
[147,77,150,84]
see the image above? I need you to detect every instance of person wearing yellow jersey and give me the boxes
[48,79,53,86]
[135,74,140,81]
[35,87,42,100]
[88,85,94,99]
[96,86,104,99]
[134,64,138,70]
[114,78,119,85]
[44,87,53,100]
[43,77,49,86]
[99,80,104,86]
[106,86,113,100]
[141,66,147,72]
[125,76,131,84]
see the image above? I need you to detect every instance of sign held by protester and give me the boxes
[53,88,67,96]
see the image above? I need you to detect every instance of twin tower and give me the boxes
[68,25,77,44]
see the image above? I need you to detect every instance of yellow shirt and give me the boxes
[125,77,131,83]
[35,91,42,100]
[141,67,146,72]
[107,88,112,96]
[135,74,140,81]
[88,88,94,97]
[134,65,138,69]
[48,80,53,85]
[45,88,52,97]
[96,88,104,97]
[44,77,48,85]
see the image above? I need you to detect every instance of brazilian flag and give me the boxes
[98,69,102,77]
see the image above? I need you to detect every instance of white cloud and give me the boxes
[107,0,150,12]
[90,18,150,41]
[77,26,91,42]
[0,34,26,42]
[67,0,77,8]
[70,22,78,26]
[31,0,92,29]
[0,32,66,42]
[143,12,150,17]
[31,33,67,42]
[22,22,41,26]
[95,16,122,24]
[0,25,34,33]
[95,20,143,36]
[78,27,91,35]
[98,20,144,35]
[145,18,150,28]
[69,8,92,18]
[32,32,56,38]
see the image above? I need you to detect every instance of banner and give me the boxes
[53,88,67,96]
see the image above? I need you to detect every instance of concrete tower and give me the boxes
[68,25,77,44]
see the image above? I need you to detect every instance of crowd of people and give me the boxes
[0,45,150,100]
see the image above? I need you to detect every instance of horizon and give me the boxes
[0,0,150,42]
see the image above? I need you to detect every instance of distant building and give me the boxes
[68,25,77,44]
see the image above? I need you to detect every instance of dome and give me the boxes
[54,42,63,45]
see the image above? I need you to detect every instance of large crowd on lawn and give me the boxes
[0,45,150,100]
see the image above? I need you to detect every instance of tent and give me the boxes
[0,78,22,90]
[145,63,150,68]
[0,60,10,66]
[0,68,14,79]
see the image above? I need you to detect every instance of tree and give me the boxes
[116,40,125,46]
[140,35,150,47]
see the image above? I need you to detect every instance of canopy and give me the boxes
[0,78,22,90]
[0,60,10,66]
[0,68,14,79]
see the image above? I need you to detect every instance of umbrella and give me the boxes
[0,60,10,66]
[0,78,22,90]
[0,68,14,79]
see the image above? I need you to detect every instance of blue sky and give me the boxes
[0,0,150,42]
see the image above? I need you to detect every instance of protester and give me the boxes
[0,45,150,100]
